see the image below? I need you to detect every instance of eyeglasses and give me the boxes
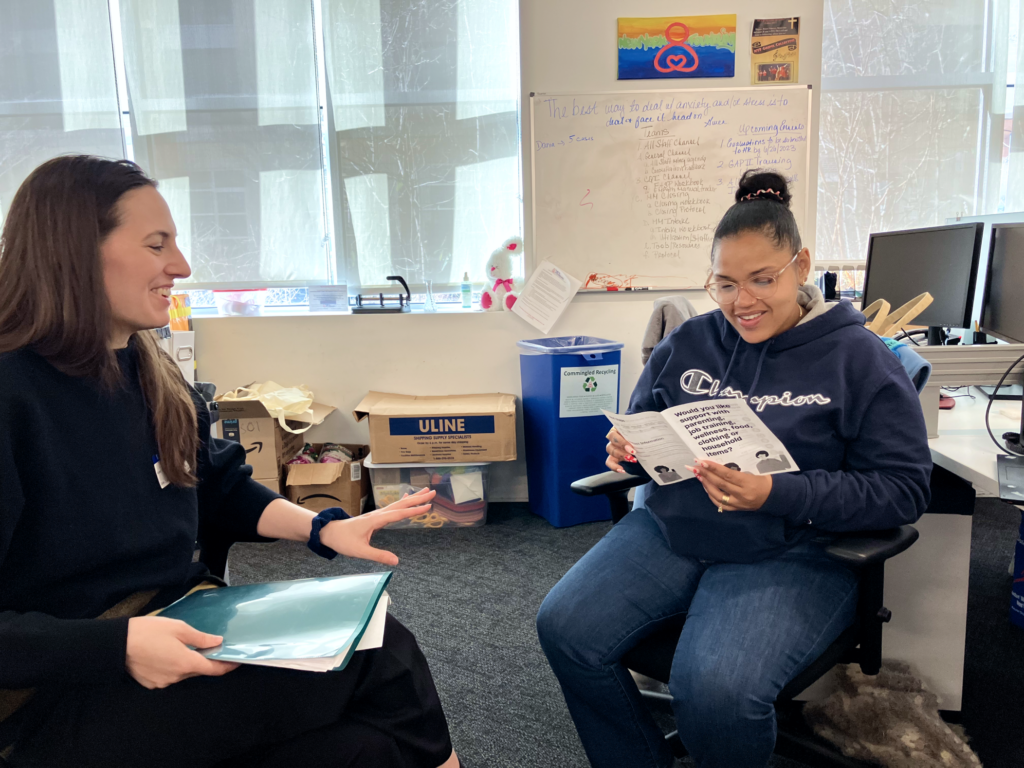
[704,252,800,305]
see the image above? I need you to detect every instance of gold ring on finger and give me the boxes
[721,494,731,504]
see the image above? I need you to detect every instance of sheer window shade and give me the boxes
[322,0,386,132]
[54,0,121,132]
[2,0,520,293]
[327,0,522,290]
[0,0,123,228]
[119,0,327,286]
[118,0,187,136]
[1004,1,1024,211]
[818,0,1001,264]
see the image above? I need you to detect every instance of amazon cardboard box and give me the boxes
[284,444,370,515]
[353,392,517,464]
[216,394,337,483]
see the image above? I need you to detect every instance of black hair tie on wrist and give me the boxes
[308,506,351,559]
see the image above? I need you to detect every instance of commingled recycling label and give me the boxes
[559,365,620,418]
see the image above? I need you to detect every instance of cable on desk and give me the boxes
[984,351,1024,456]
[941,387,976,401]
[894,327,924,346]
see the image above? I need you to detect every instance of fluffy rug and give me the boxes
[803,662,982,767]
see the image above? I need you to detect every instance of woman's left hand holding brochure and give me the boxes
[688,461,772,512]
[320,488,437,566]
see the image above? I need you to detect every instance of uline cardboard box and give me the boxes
[285,444,370,515]
[353,392,517,464]
[216,395,337,484]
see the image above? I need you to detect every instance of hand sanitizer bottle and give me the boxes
[461,272,472,309]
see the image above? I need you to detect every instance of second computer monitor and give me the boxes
[862,222,984,340]
[982,223,1024,345]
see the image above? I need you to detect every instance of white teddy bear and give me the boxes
[480,237,523,311]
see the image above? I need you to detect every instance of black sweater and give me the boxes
[0,343,279,690]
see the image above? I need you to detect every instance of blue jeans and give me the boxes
[537,505,859,768]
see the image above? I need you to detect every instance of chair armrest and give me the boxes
[571,471,649,497]
[822,525,919,568]
[194,381,217,402]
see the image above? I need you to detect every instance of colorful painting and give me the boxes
[617,15,736,80]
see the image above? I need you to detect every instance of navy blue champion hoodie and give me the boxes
[628,286,932,563]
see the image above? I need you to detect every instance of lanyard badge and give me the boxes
[153,455,170,489]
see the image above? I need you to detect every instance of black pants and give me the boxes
[8,615,452,768]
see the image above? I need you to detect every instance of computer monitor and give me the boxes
[982,224,1024,454]
[862,222,984,345]
[982,224,1024,345]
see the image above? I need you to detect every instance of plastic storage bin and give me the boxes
[364,453,489,528]
[517,336,625,527]
[213,288,267,317]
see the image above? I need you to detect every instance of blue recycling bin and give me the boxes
[517,336,625,527]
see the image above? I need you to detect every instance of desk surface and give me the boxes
[929,389,1022,496]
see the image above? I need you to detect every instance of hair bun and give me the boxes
[734,170,792,207]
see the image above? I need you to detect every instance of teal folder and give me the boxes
[159,572,392,672]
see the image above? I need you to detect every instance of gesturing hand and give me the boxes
[688,460,772,512]
[126,616,239,689]
[318,487,437,566]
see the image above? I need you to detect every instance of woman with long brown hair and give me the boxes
[0,156,461,768]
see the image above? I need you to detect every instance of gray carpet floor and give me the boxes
[228,501,1022,768]
[961,499,1024,768]
[230,503,606,768]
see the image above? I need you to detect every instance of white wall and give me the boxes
[196,295,690,501]
[194,0,823,501]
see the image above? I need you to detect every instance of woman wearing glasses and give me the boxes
[537,170,931,768]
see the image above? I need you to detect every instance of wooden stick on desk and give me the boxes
[873,293,934,338]
[862,299,891,335]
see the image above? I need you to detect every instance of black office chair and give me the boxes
[570,471,919,768]
[192,382,236,581]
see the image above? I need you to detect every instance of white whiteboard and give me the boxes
[530,86,812,289]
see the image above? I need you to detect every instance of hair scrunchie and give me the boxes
[740,188,785,204]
